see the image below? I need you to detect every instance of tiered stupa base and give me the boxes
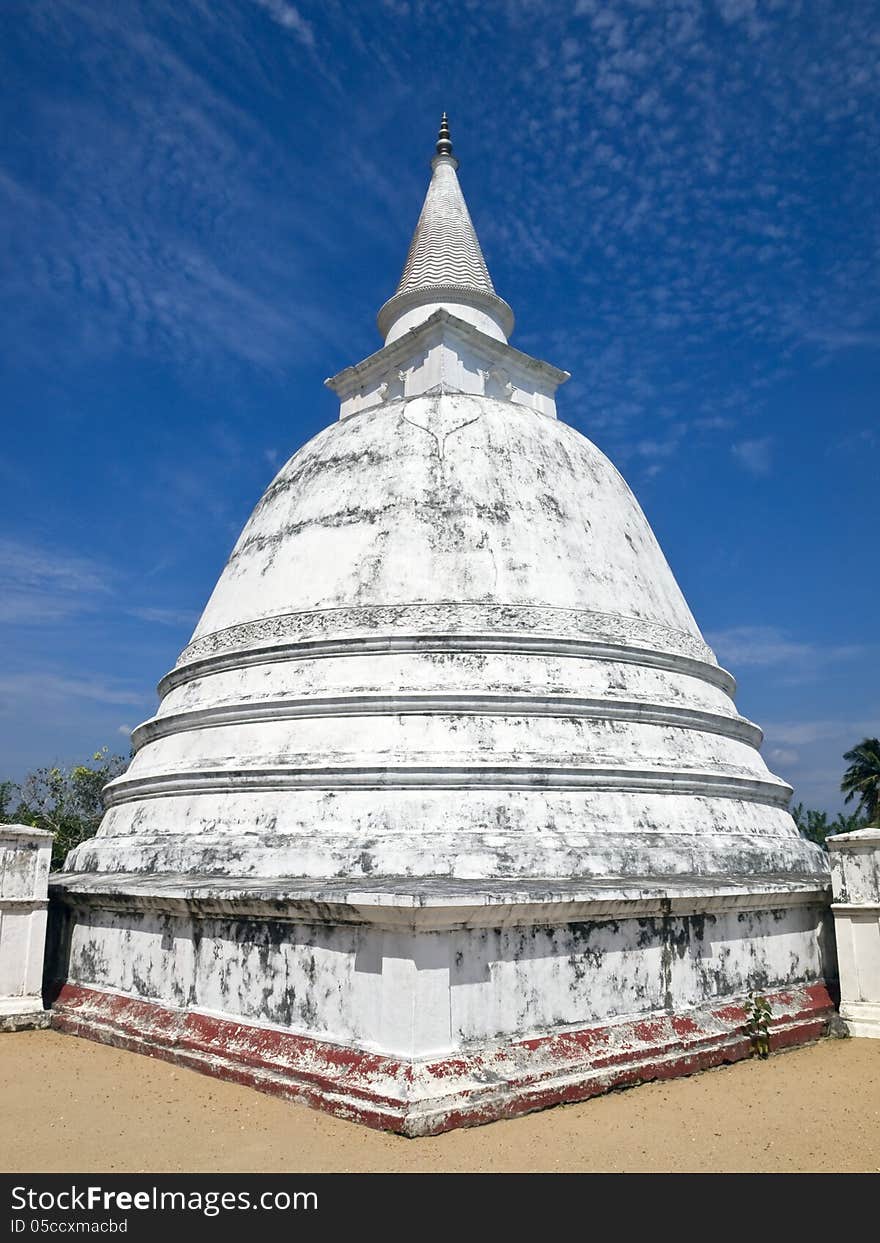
[47,872,835,1135]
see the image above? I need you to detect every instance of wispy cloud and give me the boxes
[1,2,348,377]
[767,746,799,768]
[761,718,880,748]
[0,672,151,710]
[464,0,880,458]
[760,716,880,809]
[0,539,111,624]
[125,607,200,628]
[706,625,869,671]
[0,539,205,636]
[731,437,773,476]
[7,0,879,420]
[250,0,315,48]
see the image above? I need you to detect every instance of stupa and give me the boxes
[48,117,835,1135]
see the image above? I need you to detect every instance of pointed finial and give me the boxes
[435,112,454,159]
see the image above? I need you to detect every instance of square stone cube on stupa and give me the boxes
[47,116,835,1136]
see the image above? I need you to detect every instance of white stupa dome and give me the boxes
[68,118,824,887]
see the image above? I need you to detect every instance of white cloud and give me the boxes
[250,0,315,49]
[125,607,199,628]
[706,625,869,671]
[0,6,348,378]
[760,717,880,812]
[731,437,773,476]
[716,0,757,24]
[0,539,111,624]
[635,437,678,459]
[693,415,734,430]
[762,719,880,747]
[0,673,151,709]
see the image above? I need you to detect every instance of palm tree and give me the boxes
[841,738,880,826]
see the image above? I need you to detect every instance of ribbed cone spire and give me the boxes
[377,115,514,342]
[392,115,495,298]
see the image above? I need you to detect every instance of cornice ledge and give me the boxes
[101,766,793,809]
[131,696,763,753]
[325,308,569,398]
[376,285,515,342]
[50,872,830,930]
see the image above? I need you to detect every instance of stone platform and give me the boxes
[47,872,836,1136]
[0,1001,52,1033]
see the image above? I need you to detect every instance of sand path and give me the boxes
[1,1030,878,1173]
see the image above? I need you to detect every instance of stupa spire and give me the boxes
[377,114,515,344]
[435,111,455,161]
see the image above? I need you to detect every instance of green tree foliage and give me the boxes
[0,748,127,870]
[790,802,867,850]
[841,738,880,827]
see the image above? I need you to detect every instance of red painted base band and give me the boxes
[50,982,834,1136]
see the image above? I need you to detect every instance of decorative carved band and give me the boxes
[132,695,762,752]
[176,603,716,670]
[104,766,790,809]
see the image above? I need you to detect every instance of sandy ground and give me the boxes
[1,1029,878,1173]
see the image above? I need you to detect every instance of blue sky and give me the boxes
[1,0,877,812]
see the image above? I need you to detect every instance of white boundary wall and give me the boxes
[0,825,52,1031]
[829,828,880,1038]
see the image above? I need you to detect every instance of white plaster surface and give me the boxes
[50,874,832,1061]
[829,828,880,1037]
[327,312,567,421]
[68,390,825,886]
[0,825,52,1030]
[383,296,510,345]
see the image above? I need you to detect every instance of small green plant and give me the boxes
[744,993,773,1058]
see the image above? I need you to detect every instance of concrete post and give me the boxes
[828,828,880,1038]
[0,825,53,1031]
